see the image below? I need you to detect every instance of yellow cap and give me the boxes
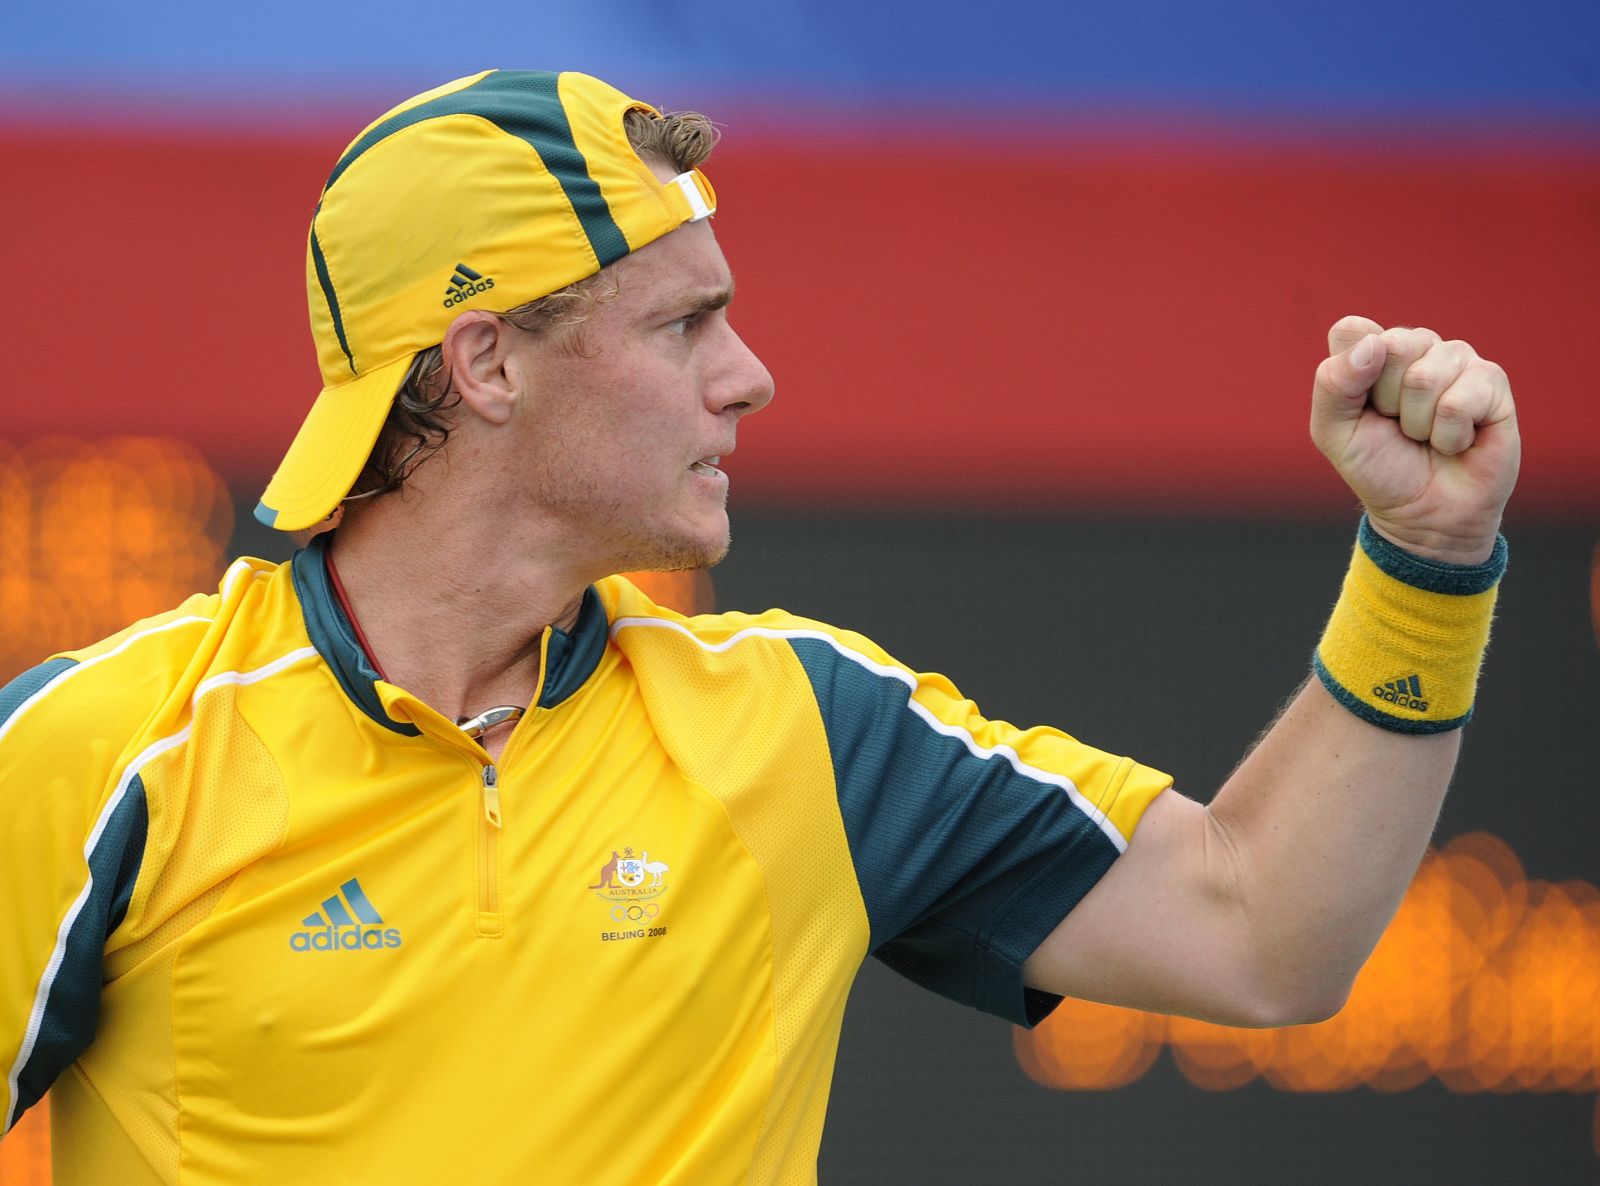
[256,69,717,530]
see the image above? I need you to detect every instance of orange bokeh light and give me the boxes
[0,438,233,683]
[0,1095,48,1183]
[1013,997,1164,1091]
[616,568,715,616]
[1017,831,1600,1113]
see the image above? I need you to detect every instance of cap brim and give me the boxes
[255,353,414,531]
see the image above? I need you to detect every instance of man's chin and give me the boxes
[665,537,730,573]
[622,528,730,576]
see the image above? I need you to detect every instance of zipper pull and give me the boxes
[482,764,502,829]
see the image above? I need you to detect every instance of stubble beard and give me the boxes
[618,517,730,574]
[529,449,730,577]
[571,489,731,576]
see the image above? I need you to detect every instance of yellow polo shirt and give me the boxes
[0,535,1169,1184]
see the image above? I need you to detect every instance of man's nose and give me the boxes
[711,326,775,418]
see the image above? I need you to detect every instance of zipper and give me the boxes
[476,763,503,937]
[482,763,503,827]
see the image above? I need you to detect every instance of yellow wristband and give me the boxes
[1314,516,1507,733]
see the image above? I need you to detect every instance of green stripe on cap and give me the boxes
[324,70,630,269]
[309,224,355,374]
[479,72,631,267]
[253,500,279,527]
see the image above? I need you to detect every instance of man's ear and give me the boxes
[440,311,521,426]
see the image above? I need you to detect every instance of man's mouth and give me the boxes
[688,456,722,477]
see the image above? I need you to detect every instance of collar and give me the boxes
[289,533,610,735]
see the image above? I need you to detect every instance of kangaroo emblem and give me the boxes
[588,851,622,889]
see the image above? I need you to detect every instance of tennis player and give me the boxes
[0,69,1517,1184]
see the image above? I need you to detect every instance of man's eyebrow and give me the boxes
[699,282,735,312]
[649,278,736,320]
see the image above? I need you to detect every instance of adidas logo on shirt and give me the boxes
[1372,673,1429,712]
[289,877,402,952]
[442,262,495,307]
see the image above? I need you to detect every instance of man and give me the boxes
[0,69,1516,1184]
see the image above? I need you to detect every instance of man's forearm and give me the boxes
[1204,676,1460,1022]
[1020,677,1463,1028]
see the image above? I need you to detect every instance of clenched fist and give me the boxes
[1310,315,1520,565]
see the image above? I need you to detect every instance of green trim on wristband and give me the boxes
[1357,515,1508,596]
[1313,654,1474,735]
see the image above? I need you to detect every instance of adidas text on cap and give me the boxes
[255,69,718,531]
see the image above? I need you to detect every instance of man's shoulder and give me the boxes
[0,555,302,756]
[598,575,897,670]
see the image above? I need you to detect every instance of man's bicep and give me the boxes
[1021,788,1277,1027]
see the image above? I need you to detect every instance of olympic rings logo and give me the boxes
[610,902,661,922]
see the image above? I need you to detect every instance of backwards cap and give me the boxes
[255,69,717,531]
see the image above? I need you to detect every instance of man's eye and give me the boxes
[665,314,700,336]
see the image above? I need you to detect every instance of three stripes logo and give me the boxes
[442,262,496,308]
[289,877,402,952]
[1372,673,1430,713]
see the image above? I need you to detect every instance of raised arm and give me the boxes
[1022,315,1519,1026]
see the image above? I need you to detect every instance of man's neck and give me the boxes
[323,507,590,731]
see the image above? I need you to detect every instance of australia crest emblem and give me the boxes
[589,846,671,922]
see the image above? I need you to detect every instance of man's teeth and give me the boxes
[689,457,722,475]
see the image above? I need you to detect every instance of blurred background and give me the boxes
[2,1,1598,1182]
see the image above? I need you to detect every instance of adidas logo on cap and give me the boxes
[442,261,496,307]
[289,877,402,952]
[1372,674,1429,712]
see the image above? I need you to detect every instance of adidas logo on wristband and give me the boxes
[1372,674,1429,712]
